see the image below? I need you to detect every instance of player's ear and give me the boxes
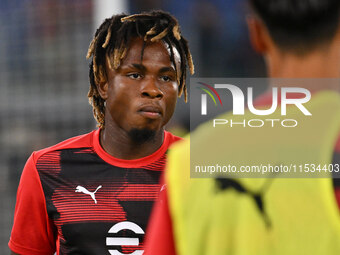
[247,16,270,54]
[96,80,109,100]
[96,60,110,100]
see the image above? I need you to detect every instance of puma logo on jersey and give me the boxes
[215,178,272,228]
[75,185,102,204]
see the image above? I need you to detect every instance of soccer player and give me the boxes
[145,0,340,254]
[9,10,194,255]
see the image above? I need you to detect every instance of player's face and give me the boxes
[102,37,179,135]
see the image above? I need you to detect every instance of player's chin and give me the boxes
[136,116,165,130]
[127,127,158,143]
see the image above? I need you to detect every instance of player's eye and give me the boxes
[127,73,142,80]
[159,75,173,82]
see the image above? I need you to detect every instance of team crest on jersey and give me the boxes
[106,221,145,255]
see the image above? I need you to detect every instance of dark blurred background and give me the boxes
[0,0,265,251]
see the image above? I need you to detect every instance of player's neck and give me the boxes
[99,123,164,160]
[266,46,340,79]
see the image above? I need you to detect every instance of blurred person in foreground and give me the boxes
[9,10,194,255]
[145,0,340,254]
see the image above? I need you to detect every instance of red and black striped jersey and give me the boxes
[9,129,181,255]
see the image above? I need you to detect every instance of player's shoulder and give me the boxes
[32,130,97,161]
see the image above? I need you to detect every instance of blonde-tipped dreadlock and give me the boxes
[86,10,194,128]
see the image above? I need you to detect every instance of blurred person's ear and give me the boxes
[333,26,340,48]
[247,17,272,55]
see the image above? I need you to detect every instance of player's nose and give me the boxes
[141,77,163,99]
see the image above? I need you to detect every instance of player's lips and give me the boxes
[138,105,162,119]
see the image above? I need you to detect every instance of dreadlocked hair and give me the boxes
[86,10,194,128]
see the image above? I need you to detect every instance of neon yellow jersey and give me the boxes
[167,91,340,255]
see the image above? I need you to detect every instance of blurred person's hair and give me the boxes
[249,0,340,54]
[86,10,194,128]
